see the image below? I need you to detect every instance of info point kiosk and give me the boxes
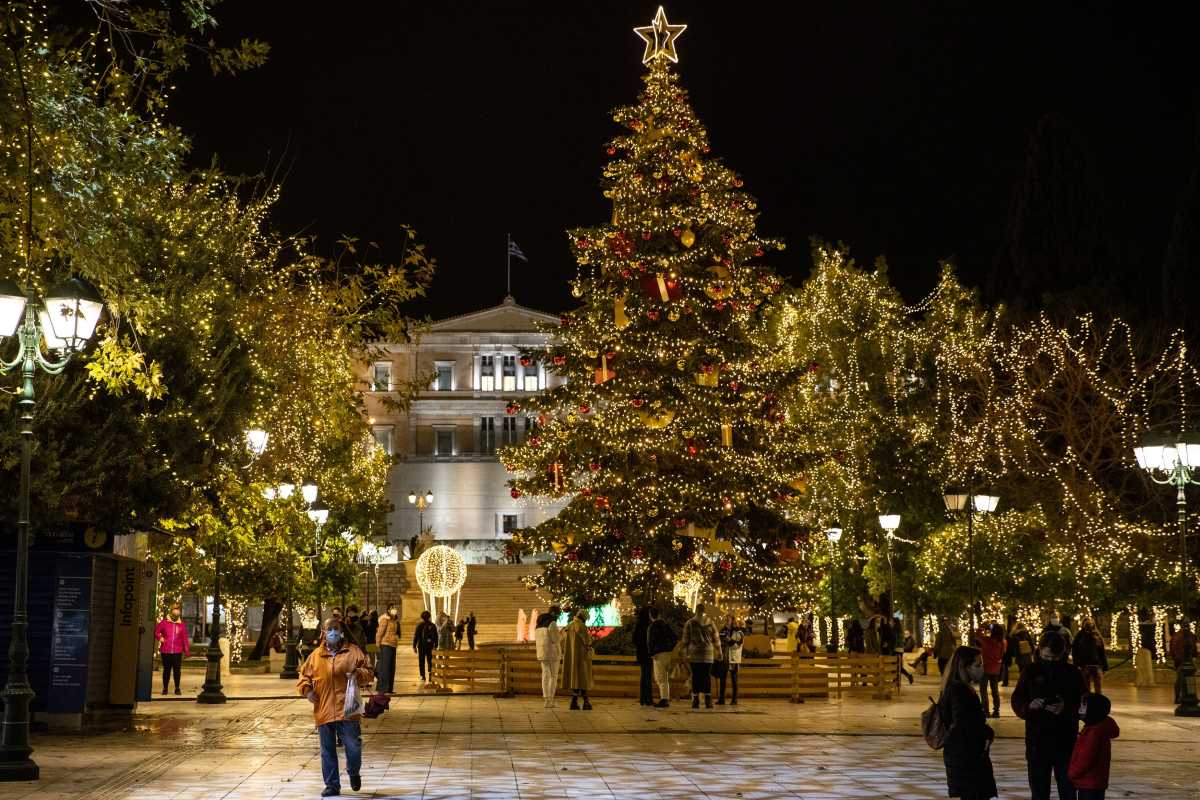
[0,523,157,730]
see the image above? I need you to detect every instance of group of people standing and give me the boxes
[409,610,478,685]
[936,617,1121,800]
[634,603,745,708]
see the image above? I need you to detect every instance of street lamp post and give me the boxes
[262,480,302,680]
[0,278,103,781]
[825,527,842,652]
[878,514,902,617]
[197,428,268,705]
[1133,433,1200,716]
[308,496,329,625]
[408,490,433,542]
[942,490,999,634]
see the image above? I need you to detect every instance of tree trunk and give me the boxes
[250,598,282,661]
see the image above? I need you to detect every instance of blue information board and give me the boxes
[48,562,91,713]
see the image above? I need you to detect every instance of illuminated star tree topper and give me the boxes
[634,6,686,65]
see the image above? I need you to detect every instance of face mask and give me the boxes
[326,630,342,648]
[967,662,985,683]
[389,609,398,617]
[1040,647,1056,661]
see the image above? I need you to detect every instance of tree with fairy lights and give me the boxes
[501,7,815,610]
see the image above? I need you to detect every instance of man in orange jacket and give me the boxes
[298,618,374,797]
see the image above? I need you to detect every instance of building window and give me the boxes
[433,362,454,391]
[371,426,394,456]
[372,362,392,391]
[502,417,518,445]
[502,355,516,392]
[435,428,454,456]
[523,416,535,440]
[480,355,495,391]
[479,417,496,454]
[523,359,539,392]
[502,514,519,534]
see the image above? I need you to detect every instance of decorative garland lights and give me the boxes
[500,8,1200,621]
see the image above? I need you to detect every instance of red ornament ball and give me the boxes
[630,398,646,408]
[505,403,519,415]
[519,356,531,367]
[631,546,644,559]
[510,488,522,499]
[565,550,578,561]
[641,230,652,240]
[606,146,616,156]
[588,462,601,472]
[647,309,661,321]
[552,355,567,366]
[673,517,688,528]
[719,559,731,571]
[755,248,764,257]
[578,404,590,414]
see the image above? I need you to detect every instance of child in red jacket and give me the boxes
[1068,692,1119,800]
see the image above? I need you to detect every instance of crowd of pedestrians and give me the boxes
[931,614,1128,800]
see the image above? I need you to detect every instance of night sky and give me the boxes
[171,2,1198,322]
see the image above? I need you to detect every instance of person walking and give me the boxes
[466,612,477,650]
[1071,620,1108,695]
[1001,615,1017,686]
[454,618,465,650]
[1012,631,1087,800]
[888,616,914,684]
[717,615,744,705]
[1068,693,1120,800]
[785,617,798,653]
[562,609,593,710]
[681,603,721,709]
[534,605,562,708]
[436,612,455,651]
[154,601,190,696]
[412,610,439,685]
[298,617,373,797]
[847,619,865,654]
[633,607,653,706]
[374,604,400,694]
[1168,622,1197,703]
[864,616,882,655]
[938,644,998,800]
[977,623,1006,718]
[1011,620,1035,673]
[647,607,676,707]
[935,618,959,676]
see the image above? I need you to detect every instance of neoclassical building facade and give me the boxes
[360,296,568,562]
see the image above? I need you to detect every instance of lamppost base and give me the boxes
[196,689,227,705]
[0,756,38,782]
[1175,701,1200,717]
[280,643,301,680]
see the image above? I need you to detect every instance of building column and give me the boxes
[472,354,481,393]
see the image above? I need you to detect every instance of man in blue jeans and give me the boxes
[298,618,373,797]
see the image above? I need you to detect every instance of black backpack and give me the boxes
[421,622,439,649]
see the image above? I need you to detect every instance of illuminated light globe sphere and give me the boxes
[415,545,467,599]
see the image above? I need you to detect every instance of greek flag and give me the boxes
[508,238,528,262]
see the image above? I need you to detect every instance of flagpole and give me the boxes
[506,233,512,298]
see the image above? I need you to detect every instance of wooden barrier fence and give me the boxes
[431,647,899,701]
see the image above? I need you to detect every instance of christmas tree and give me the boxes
[502,7,815,610]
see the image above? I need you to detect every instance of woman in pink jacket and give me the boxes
[154,601,190,695]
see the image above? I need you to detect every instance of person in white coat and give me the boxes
[534,605,562,708]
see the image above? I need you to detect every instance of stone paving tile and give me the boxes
[6,678,1199,799]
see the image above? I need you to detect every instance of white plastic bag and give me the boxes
[344,674,365,718]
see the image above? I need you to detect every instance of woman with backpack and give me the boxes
[681,603,721,709]
[936,645,997,800]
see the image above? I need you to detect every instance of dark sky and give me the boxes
[171,2,1198,321]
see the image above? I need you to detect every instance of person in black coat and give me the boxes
[1012,630,1086,800]
[633,607,653,706]
[939,645,997,800]
[847,619,865,653]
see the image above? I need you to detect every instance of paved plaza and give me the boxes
[6,675,1198,800]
